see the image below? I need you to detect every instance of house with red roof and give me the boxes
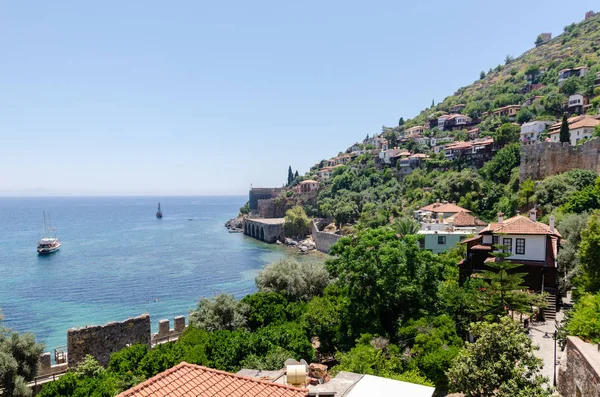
[116,362,309,397]
[295,180,319,194]
[459,210,561,313]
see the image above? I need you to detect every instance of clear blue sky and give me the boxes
[0,1,596,195]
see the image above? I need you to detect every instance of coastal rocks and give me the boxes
[298,237,317,252]
[225,217,244,232]
[284,237,317,252]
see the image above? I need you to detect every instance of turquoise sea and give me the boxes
[0,196,313,352]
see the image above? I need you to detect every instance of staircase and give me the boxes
[543,293,557,320]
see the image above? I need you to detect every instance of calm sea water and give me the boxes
[0,196,316,352]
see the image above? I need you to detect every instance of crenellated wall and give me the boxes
[520,139,600,181]
[249,188,285,214]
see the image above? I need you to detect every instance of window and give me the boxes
[438,236,446,245]
[503,238,513,253]
[493,235,499,245]
[516,238,526,255]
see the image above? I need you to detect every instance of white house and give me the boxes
[549,116,600,145]
[437,115,449,129]
[520,120,553,145]
[379,148,399,164]
[403,125,425,136]
[415,136,431,146]
[430,136,455,146]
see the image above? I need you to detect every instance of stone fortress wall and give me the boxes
[67,314,152,367]
[311,221,341,254]
[520,139,600,181]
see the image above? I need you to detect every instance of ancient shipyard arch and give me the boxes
[242,218,285,244]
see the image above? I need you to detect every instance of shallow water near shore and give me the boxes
[0,196,324,351]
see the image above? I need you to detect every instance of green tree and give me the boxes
[398,117,405,126]
[577,211,600,294]
[0,320,44,397]
[327,228,444,338]
[241,292,294,330]
[480,70,485,80]
[480,143,520,185]
[397,315,462,391]
[255,258,330,301]
[283,206,311,239]
[560,76,581,96]
[287,166,293,186]
[239,202,250,216]
[504,55,514,65]
[481,246,532,317]
[557,213,589,293]
[564,292,600,343]
[516,107,534,124]
[189,293,249,332]
[393,217,420,238]
[493,123,521,146]
[562,185,600,213]
[559,113,570,143]
[447,317,551,397]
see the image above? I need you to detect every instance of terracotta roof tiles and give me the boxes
[481,215,561,237]
[116,362,308,397]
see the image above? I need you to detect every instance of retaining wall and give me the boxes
[558,336,600,397]
[311,221,342,253]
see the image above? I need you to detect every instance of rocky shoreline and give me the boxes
[224,217,244,232]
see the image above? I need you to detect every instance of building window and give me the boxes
[516,238,526,255]
[493,235,499,245]
[503,238,513,253]
[438,236,446,245]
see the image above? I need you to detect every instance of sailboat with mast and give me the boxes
[37,212,61,254]
[156,202,163,219]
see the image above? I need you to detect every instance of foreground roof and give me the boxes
[481,215,561,237]
[117,362,308,397]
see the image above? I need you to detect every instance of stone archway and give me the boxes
[260,227,265,241]
[251,224,255,237]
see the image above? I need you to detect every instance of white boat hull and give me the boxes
[37,243,61,254]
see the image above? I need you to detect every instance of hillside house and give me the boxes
[403,125,425,136]
[458,211,561,297]
[390,150,411,167]
[430,136,455,147]
[295,180,319,194]
[379,148,400,164]
[317,167,333,181]
[442,114,472,131]
[520,120,553,145]
[418,229,474,254]
[558,66,589,83]
[398,153,428,175]
[374,136,388,150]
[549,116,600,145]
[536,32,552,46]
[489,105,521,120]
[437,115,449,129]
[566,94,589,114]
[415,201,471,222]
[467,128,480,139]
[415,135,431,146]
[450,104,466,113]
[522,95,544,107]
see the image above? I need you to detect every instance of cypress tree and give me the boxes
[294,170,299,178]
[287,166,293,185]
[559,113,570,143]
[398,117,405,126]
[431,99,435,108]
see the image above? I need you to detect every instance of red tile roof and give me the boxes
[419,203,471,213]
[449,211,487,227]
[116,362,309,397]
[570,118,600,130]
[481,215,561,237]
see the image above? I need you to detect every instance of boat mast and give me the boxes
[42,211,47,238]
[48,214,54,238]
